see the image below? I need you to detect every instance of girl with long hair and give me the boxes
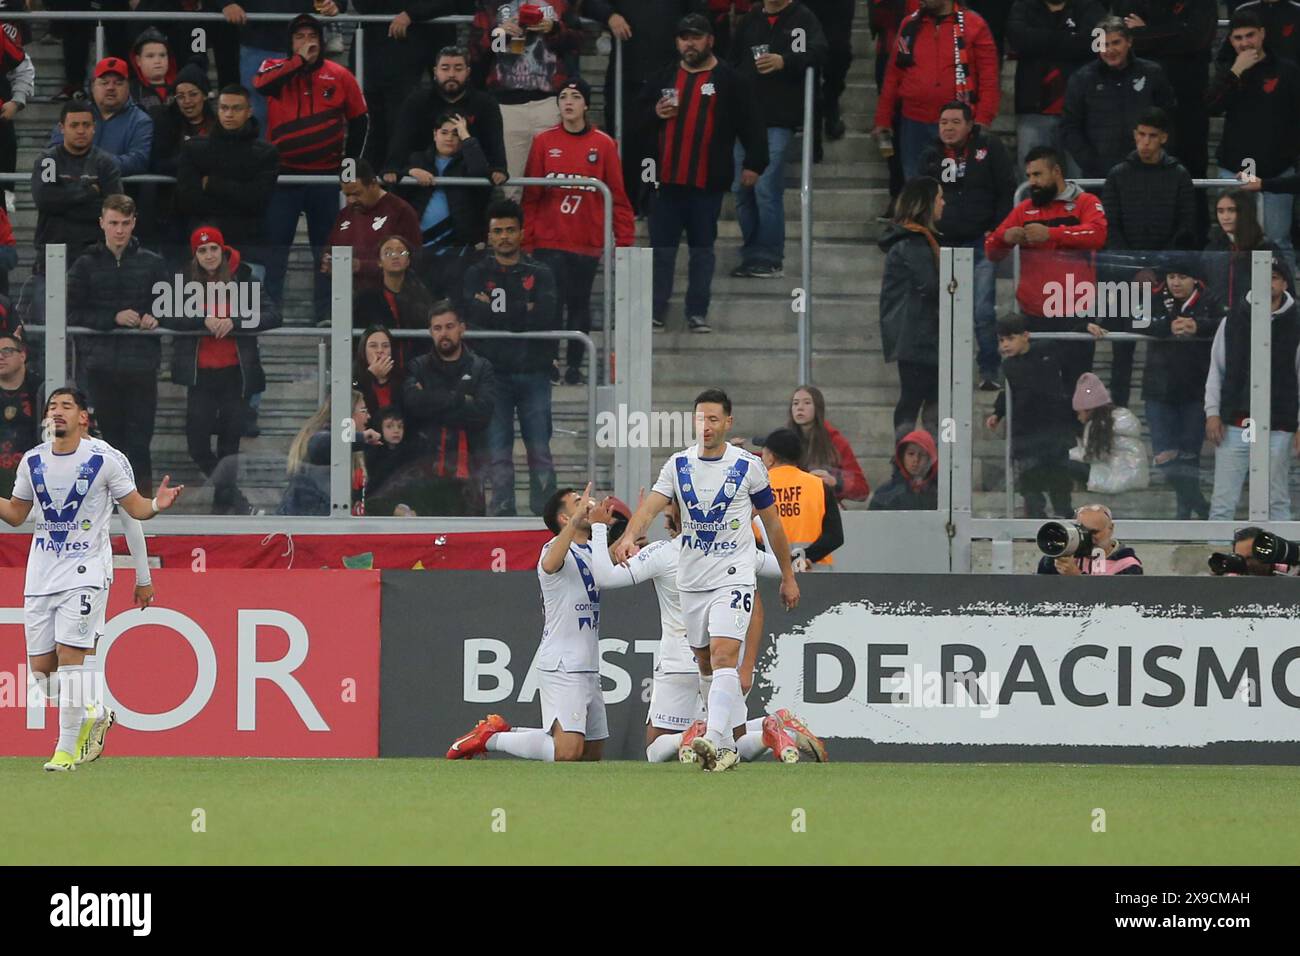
[785,385,869,502]
[353,325,404,421]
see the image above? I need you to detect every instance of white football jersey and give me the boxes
[535,537,602,672]
[12,438,137,597]
[590,522,784,675]
[652,442,773,592]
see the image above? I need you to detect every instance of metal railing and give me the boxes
[799,65,814,385]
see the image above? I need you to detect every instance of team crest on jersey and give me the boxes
[75,478,88,495]
[729,518,740,530]
[1132,76,1146,92]
[975,148,987,161]
[3,405,13,421]
[587,149,599,164]
[682,483,691,493]
[548,148,563,158]
[723,481,737,498]
[79,519,91,531]
[701,82,715,95]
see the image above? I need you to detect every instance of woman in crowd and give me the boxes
[878,175,943,432]
[786,384,869,503]
[1067,372,1149,495]
[353,325,406,424]
[1204,188,1279,307]
[353,235,435,366]
[279,390,381,516]
[170,225,280,514]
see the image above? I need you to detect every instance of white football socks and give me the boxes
[705,667,742,749]
[746,717,764,734]
[486,730,555,762]
[646,733,683,762]
[56,665,87,755]
[737,732,769,761]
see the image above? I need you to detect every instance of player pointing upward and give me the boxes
[0,388,182,771]
[615,388,800,771]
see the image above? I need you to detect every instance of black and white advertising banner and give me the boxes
[381,572,1300,763]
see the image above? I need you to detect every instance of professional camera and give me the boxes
[1036,521,1094,558]
[1208,552,1249,576]
[1251,531,1300,566]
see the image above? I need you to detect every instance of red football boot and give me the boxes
[678,719,707,763]
[775,708,828,763]
[446,714,511,759]
[761,715,799,764]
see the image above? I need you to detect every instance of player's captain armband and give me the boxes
[750,486,775,510]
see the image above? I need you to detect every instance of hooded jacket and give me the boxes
[733,1,829,129]
[1069,405,1150,493]
[1005,0,1107,115]
[66,236,173,373]
[129,26,177,113]
[1060,54,1177,178]
[1207,288,1300,433]
[168,246,284,398]
[874,2,1000,128]
[1101,149,1196,251]
[869,428,939,511]
[917,124,1015,242]
[1143,280,1223,404]
[818,421,870,502]
[253,14,369,172]
[986,181,1108,318]
[878,221,940,366]
[175,116,281,249]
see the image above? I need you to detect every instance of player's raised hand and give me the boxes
[780,575,800,611]
[589,495,615,525]
[134,583,155,609]
[154,475,184,511]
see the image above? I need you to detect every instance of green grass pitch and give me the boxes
[2,758,1297,865]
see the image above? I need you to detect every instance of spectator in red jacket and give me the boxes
[523,78,634,385]
[986,145,1109,395]
[254,13,368,320]
[324,160,422,298]
[470,0,582,193]
[872,0,1001,180]
[787,384,869,503]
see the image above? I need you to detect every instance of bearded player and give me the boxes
[615,388,800,771]
[0,388,182,771]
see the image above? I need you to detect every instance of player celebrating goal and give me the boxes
[615,388,800,772]
[0,388,183,772]
[447,482,619,762]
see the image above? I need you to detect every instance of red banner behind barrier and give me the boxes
[0,530,550,571]
[0,570,380,757]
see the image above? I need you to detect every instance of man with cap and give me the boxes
[1143,253,1222,519]
[522,76,635,385]
[582,0,708,213]
[49,57,154,179]
[1206,254,1300,520]
[757,426,843,567]
[641,13,767,333]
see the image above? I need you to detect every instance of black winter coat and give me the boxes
[1221,293,1300,432]
[731,1,828,129]
[992,346,1076,460]
[402,344,496,473]
[385,87,508,178]
[1061,56,1177,178]
[403,137,492,248]
[1101,150,1196,251]
[1005,0,1108,115]
[353,274,436,363]
[168,259,284,397]
[175,117,280,250]
[878,223,940,366]
[1142,283,1223,404]
[585,0,707,87]
[67,237,173,373]
[31,145,123,260]
[350,0,470,86]
[917,125,1015,242]
[1202,233,1281,308]
[462,255,560,374]
[1206,54,1300,180]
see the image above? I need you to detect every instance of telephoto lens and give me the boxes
[1251,531,1300,566]
[1208,552,1249,576]
[1036,521,1095,558]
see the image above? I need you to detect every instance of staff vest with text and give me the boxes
[764,463,831,565]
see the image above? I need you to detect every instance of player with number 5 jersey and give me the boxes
[615,388,800,772]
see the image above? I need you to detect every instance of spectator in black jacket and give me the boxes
[1203,186,1280,308]
[463,199,559,516]
[1060,16,1176,179]
[918,100,1014,387]
[644,14,767,332]
[1143,254,1221,519]
[1113,1,1216,239]
[169,225,282,514]
[879,176,943,432]
[176,85,281,275]
[1207,9,1300,260]
[385,45,509,186]
[402,300,497,515]
[404,111,492,305]
[129,26,176,114]
[32,102,124,263]
[67,194,174,494]
[805,0,857,151]
[354,237,436,364]
[1100,106,1195,406]
[353,324,406,422]
[587,1,708,213]
[1216,0,1300,69]
[985,314,1076,517]
[729,0,827,279]
[0,332,39,498]
[1006,0,1107,177]
[146,62,217,260]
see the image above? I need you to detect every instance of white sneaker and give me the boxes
[707,748,740,772]
[76,706,116,764]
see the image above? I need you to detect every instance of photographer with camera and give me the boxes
[1208,526,1300,576]
[1035,503,1143,575]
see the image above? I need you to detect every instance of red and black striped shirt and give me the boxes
[659,68,721,190]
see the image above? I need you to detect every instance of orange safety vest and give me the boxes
[757,463,832,565]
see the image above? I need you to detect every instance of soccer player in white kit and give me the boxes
[615,388,800,771]
[0,388,183,771]
[447,481,619,762]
